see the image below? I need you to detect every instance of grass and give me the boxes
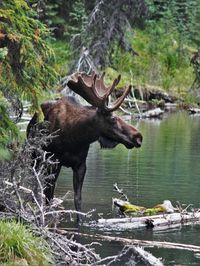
[0,220,52,266]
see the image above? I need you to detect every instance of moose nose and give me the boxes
[135,132,143,148]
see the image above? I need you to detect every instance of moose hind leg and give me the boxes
[44,164,61,203]
[73,162,86,220]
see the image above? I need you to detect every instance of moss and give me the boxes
[144,206,166,216]
[120,203,145,214]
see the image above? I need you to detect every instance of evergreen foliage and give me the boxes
[68,0,87,36]
[0,0,58,156]
[70,0,147,71]
[28,0,88,38]
[0,0,57,107]
[28,0,67,37]
[147,0,200,46]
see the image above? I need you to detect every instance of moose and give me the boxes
[27,72,143,221]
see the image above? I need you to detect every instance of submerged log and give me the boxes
[95,212,200,231]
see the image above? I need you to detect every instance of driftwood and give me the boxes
[95,246,163,266]
[110,185,200,230]
[137,107,164,118]
[133,246,163,266]
[58,229,200,265]
[67,231,200,253]
[94,211,200,231]
[188,107,200,114]
[56,229,163,266]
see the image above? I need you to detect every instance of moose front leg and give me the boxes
[72,161,86,222]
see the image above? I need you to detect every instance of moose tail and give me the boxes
[26,112,39,138]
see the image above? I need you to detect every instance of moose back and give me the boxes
[27,72,143,221]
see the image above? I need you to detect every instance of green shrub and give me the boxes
[111,24,195,94]
[48,39,72,76]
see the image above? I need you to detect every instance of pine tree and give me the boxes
[0,0,58,157]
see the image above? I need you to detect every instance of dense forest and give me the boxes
[0,0,199,155]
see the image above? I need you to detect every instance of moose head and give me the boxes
[67,71,142,150]
[27,71,143,222]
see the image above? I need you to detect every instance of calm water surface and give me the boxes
[56,111,200,265]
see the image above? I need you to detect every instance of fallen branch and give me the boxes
[53,229,163,266]
[133,246,163,266]
[44,209,95,218]
[66,231,200,253]
[96,245,163,266]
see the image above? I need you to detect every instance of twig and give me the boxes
[130,69,142,118]
[32,159,45,226]
[44,209,95,218]
[4,180,35,195]
[113,183,129,201]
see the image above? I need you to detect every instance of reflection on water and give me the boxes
[56,111,200,265]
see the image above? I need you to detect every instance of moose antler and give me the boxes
[67,71,131,112]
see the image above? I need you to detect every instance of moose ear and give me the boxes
[98,136,119,149]
[41,100,57,119]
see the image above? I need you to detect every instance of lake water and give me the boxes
[56,111,200,265]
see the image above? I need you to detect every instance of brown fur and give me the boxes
[27,95,142,221]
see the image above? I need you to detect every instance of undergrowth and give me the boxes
[0,220,52,266]
[110,22,196,97]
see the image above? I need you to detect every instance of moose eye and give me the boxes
[109,116,117,124]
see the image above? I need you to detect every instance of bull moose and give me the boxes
[27,72,143,221]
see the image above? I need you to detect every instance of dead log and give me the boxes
[138,107,164,118]
[95,211,200,231]
[188,107,200,114]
